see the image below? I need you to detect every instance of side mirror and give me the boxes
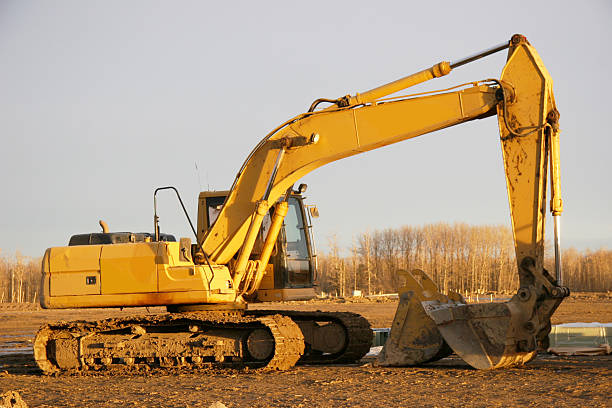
[308,206,320,218]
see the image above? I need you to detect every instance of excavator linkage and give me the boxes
[379,36,569,369]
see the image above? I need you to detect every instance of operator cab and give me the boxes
[197,188,318,301]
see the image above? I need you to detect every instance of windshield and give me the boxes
[282,197,311,286]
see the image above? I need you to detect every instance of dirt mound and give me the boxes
[0,391,28,408]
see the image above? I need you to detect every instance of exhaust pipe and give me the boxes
[99,220,109,233]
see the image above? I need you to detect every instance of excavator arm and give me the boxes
[202,34,567,369]
[376,35,568,369]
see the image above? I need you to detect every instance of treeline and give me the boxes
[0,224,611,304]
[318,223,612,296]
[0,252,41,303]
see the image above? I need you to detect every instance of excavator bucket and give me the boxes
[422,297,537,369]
[380,269,540,369]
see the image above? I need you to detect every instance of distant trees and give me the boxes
[0,223,611,304]
[559,247,612,292]
[317,223,612,296]
[0,251,41,303]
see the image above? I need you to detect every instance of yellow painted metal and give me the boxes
[49,245,102,273]
[50,271,100,296]
[347,61,451,106]
[158,242,226,293]
[41,287,235,309]
[497,39,558,276]
[257,263,275,290]
[204,84,498,264]
[48,245,102,296]
[158,266,204,292]
[100,243,159,294]
[40,242,236,309]
[246,200,289,296]
[233,199,270,290]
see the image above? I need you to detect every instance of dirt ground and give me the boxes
[1,293,611,407]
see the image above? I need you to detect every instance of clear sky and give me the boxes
[1,0,610,258]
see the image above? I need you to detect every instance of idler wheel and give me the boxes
[245,329,275,361]
[313,322,346,354]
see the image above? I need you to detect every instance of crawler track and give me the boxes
[34,310,371,374]
[34,312,304,374]
[248,310,372,364]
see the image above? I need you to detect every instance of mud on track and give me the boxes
[0,294,611,407]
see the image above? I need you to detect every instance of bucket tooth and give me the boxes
[377,269,452,366]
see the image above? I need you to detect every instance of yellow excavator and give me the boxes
[35,34,567,372]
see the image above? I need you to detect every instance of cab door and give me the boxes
[274,195,315,289]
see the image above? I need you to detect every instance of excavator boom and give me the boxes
[203,83,500,264]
